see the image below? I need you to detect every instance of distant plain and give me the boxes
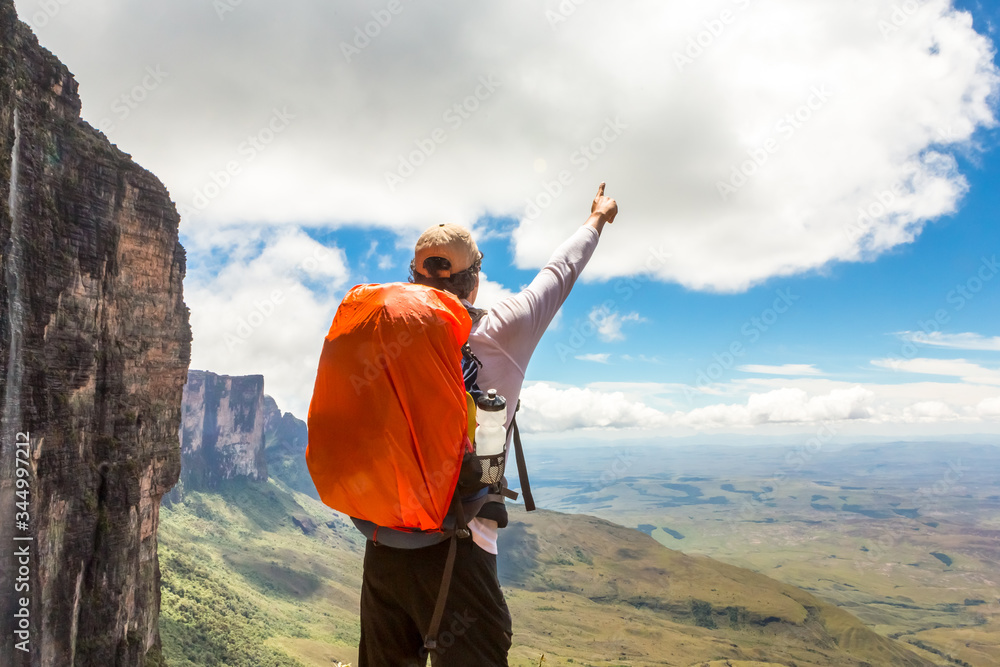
[526,441,1000,666]
[156,439,999,666]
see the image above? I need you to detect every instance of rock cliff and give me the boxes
[0,2,190,665]
[178,370,267,490]
[262,395,317,499]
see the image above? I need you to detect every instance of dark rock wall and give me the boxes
[179,371,267,490]
[0,2,191,665]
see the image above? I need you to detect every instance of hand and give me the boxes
[589,182,618,229]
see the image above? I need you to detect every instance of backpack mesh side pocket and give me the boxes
[477,451,505,486]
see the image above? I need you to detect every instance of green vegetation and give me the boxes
[525,442,1000,664]
[930,552,953,567]
[159,544,305,667]
[155,442,995,666]
[909,639,973,666]
[144,642,166,667]
[158,478,364,667]
[691,600,716,629]
[726,605,747,629]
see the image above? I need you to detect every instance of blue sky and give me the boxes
[17,0,1000,440]
[179,122,1000,439]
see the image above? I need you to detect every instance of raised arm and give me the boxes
[479,183,618,367]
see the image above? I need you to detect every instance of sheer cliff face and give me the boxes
[179,371,267,488]
[0,2,191,666]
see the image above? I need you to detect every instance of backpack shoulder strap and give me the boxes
[510,416,535,512]
[461,343,484,402]
[465,304,488,324]
[463,307,536,513]
[424,490,470,653]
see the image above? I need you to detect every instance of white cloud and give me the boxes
[474,271,517,310]
[185,229,349,417]
[589,307,645,342]
[902,400,961,422]
[735,376,1000,421]
[519,382,875,432]
[363,240,395,271]
[901,331,1000,351]
[672,386,875,428]
[737,364,824,376]
[978,396,1000,417]
[518,378,1000,433]
[518,382,669,432]
[621,354,664,365]
[19,0,998,292]
[587,381,686,397]
[576,353,611,364]
[871,357,1000,385]
[976,396,1000,417]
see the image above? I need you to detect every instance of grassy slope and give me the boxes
[158,479,364,667]
[158,480,935,667]
[501,506,935,667]
[532,472,999,666]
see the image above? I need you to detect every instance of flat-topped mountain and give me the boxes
[178,370,268,492]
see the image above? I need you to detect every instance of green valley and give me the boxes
[527,442,1000,666]
[158,391,991,666]
[158,473,940,666]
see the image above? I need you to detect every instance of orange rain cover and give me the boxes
[306,283,473,531]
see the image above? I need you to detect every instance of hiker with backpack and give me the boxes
[307,183,618,666]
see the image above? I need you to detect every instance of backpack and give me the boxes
[305,282,535,652]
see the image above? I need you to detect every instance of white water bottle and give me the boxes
[475,389,507,457]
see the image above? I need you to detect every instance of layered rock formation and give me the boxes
[262,395,317,499]
[178,370,267,490]
[175,373,318,497]
[0,3,190,665]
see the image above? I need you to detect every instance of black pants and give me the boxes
[358,537,512,667]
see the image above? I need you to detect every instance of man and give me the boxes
[359,183,618,666]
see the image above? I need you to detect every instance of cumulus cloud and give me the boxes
[518,382,879,432]
[671,386,875,428]
[19,0,998,292]
[518,382,669,432]
[474,271,517,310]
[737,364,824,376]
[734,375,1000,422]
[978,396,1000,417]
[185,229,350,416]
[493,377,1000,434]
[901,331,1000,351]
[902,400,961,422]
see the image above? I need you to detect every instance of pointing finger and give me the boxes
[596,182,606,198]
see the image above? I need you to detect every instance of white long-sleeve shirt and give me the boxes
[467,225,601,553]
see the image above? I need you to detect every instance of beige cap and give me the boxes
[414,224,480,278]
